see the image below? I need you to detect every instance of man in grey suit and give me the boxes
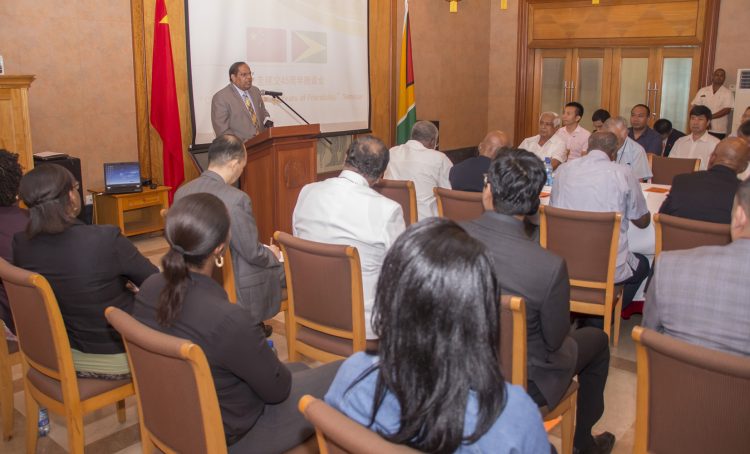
[174,135,284,328]
[644,177,750,357]
[461,148,614,454]
[211,62,272,141]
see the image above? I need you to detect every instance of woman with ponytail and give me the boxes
[133,193,341,452]
[12,164,158,379]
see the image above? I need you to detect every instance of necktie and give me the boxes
[243,93,260,130]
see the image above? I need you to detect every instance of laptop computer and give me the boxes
[103,162,143,194]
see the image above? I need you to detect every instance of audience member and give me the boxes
[690,68,734,139]
[659,137,749,224]
[518,112,567,169]
[669,105,720,170]
[211,62,272,141]
[591,109,611,132]
[644,177,750,357]
[385,121,452,219]
[293,136,405,339]
[133,193,340,451]
[13,164,158,378]
[737,119,750,181]
[604,116,652,181]
[730,106,750,138]
[449,130,508,192]
[555,101,591,161]
[174,135,283,332]
[462,149,613,454]
[0,149,28,334]
[551,132,651,321]
[653,118,685,157]
[628,104,662,155]
[326,218,549,453]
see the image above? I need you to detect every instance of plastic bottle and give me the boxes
[267,339,278,356]
[38,407,50,437]
[544,157,554,186]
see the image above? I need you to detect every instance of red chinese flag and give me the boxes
[150,0,183,203]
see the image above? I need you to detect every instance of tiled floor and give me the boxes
[1,232,643,453]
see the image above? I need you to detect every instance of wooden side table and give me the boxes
[89,186,171,237]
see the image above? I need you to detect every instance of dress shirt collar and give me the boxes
[232,83,249,98]
[338,169,369,186]
[688,131,712,143]
[583,149,611,163]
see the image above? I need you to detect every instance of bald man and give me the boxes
[518,112,567,169]
[449,130,509,192]
[659,137,750,224]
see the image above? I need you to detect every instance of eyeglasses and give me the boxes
[237,71,254,78]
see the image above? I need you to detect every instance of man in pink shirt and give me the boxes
[555,102,591,161]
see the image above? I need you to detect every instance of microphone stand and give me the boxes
[269,93,332,145]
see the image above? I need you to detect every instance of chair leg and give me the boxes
[602,308,612,344]
[0,363,14,441]
[612,296,623,347]
[66,412,85,454]
[23,386,38,454]
[115,399,126,423]
[283,309,292,360]
[559,393,577,454]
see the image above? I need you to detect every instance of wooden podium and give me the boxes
[242,124,320,242]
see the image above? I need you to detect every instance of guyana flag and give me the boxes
[396,0,416,145]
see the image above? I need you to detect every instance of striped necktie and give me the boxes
[242,92,260,129]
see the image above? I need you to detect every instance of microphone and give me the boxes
[260,89,283,97]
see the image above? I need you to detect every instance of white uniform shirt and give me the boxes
[518,134,567,164]
[293,170,406,339]
[551,150,649,282]
[616,137,653,180]
[691,85,734,134]
[385,140,453,220]
[669,132,720,170]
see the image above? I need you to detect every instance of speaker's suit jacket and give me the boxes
[211,84,270,141]
[174,171,283,322]
[462,211,577,407]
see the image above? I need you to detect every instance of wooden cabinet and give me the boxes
[90,186,171,237]
[0,75,35,172]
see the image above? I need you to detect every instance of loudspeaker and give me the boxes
[32,156,87,223]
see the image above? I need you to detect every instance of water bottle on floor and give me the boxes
[38,407,50,437]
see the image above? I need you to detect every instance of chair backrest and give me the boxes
[105,307,227,454]
[632,326,750,454]
[210,247,237,304]
[539,206,621,305]
[499,295,527,388]
[653,213,731,257]
[648,154,700,185]
[433,187,484,221]
[0,257,81,401]
[274,231,366,362]
[373,179,417,226]
[298,395,421,454]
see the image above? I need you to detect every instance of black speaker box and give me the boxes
[32,155,88,223]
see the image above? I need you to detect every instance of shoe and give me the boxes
[574,431,616,454]
[263,323,273,338]
[621,300,644,320]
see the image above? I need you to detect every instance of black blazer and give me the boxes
[133,272,291,445]
[449,155,491,193]
[663,129,686,157]
[659,165,739,224]
[462,212,576,407]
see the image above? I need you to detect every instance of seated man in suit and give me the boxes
[174,135,284,333]
[653,118,686,157]
[659,137,749,224]
[211,62,272,141]
[449,130,508,192]
[518,112,567,170]
[644,177,750,357]
[462,148,613,454]
[293,136,406,340]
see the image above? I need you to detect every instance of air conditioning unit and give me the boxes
[731,69,750,134]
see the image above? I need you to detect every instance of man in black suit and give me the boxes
[461,149,613,454]
[448,130,508,192]
[660,137,749,224]
[653,118,686,157]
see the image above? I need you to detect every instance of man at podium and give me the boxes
[211,61,273,141]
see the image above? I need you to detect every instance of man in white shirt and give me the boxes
[690,68,734,138]
[604,116,653,181]
[293,136,406,339]
[519,112,567,170]
[670,105,721,170]
[385,121,452,219]
[554,102,591,161]
[551,132,651,322]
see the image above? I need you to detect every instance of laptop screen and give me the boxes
[104,162,141,189]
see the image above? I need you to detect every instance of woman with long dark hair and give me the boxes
[325,218,548,453]
[133,193,340,452]
[13,164,157,378]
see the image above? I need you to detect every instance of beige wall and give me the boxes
[488,3,520,144]
[715,0,750,120]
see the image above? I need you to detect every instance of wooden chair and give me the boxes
[0,321,21,440]
[653,213,731,258]
[298,394,420,454]
[433,187,484,221]
[0,258,133,454]
[632,326,750,454]
[274,232,366,363]
[373,179,418,225]
[105,307,227,454]
[648,154,700,185]
[539,206,624,346]
[500,296,577,454]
